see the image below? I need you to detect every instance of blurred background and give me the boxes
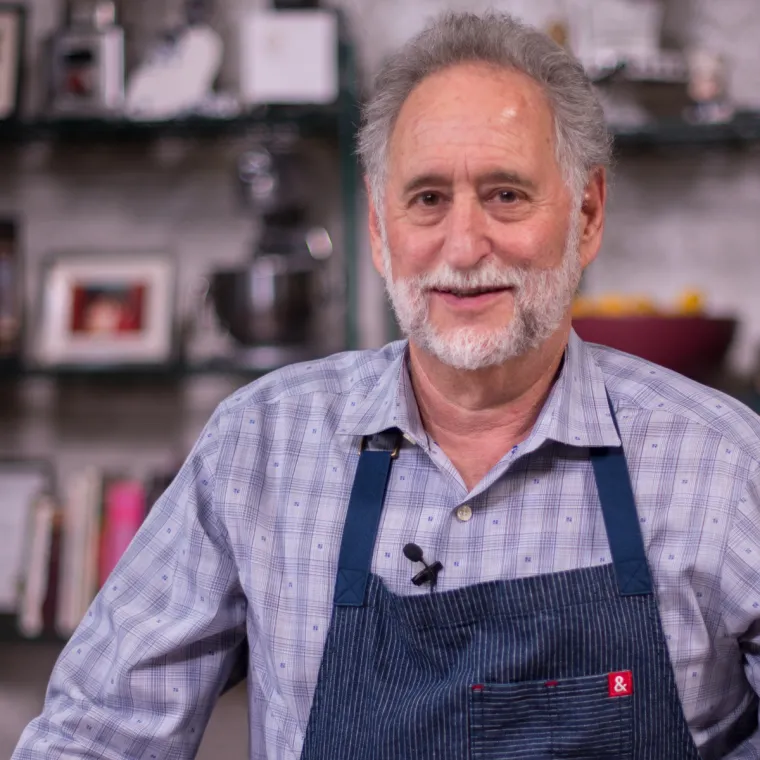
[3,0,760,757]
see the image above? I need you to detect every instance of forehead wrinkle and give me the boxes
[392,77,552,166]
[387,63,562,202]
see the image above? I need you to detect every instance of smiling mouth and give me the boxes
[431,286,513,298]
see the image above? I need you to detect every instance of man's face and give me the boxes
[370,63,596,370]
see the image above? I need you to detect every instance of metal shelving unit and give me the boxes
[0,106,343,144]
[0,37,362,385]
[610,112,760,149]
[0,37,362,644]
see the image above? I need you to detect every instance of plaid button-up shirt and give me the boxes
[13,331,760,759]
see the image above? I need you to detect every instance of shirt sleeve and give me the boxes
[719,467,760,759]
[11,407,248,760]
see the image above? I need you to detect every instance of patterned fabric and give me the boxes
[12,331,760,760]
[303,570,701,760]
[300,430,702,760]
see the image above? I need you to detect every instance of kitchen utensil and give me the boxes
[572,315,737,380]
[237,142,310,218]
[208,226,332,347]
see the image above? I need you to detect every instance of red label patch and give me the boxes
[608,671,633,697]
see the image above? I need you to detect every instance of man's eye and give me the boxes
[416,192,440,207]
[497,190,519,203]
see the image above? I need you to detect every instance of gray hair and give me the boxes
[357,11,612,211]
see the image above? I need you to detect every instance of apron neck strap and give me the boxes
[333,434,400,607]
[333,392,653,607]
[590,393,654,596]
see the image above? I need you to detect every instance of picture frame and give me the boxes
[0,4,25,121]
[34,250,177,368]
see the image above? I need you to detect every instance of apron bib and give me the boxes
[299,399,706,759]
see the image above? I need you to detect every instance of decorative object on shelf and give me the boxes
[567,0,664,67]
[0,459,53,630]
[125,10,224,121]
[48,0,125,116]
[545,19,569,50]
[34,250,177,368]
[684,49,734,125]
[0,217,22,361]
[587,50,688,85]
[239,8,339,105]
[572,290,737,382]
[0,3,25,121]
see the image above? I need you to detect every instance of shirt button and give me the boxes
[456,504,473,522]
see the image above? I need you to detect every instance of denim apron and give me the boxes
[300,401,703,759]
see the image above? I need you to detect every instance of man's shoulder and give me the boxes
[588,341,760,465]
[215,341,406,419]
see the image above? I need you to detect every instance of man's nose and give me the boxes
[440,195,491,269]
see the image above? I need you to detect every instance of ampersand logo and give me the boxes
[608,671,633,697]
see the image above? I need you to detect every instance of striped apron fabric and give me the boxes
[300,401,704,759]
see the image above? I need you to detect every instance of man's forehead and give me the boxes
[389,63,554,161]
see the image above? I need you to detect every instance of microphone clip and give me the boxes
[403,543,444,588]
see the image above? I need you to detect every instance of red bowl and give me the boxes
[572,315,738,379]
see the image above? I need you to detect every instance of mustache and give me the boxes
[396,261,528,291]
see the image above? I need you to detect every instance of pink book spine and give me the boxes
[100,482,146,585]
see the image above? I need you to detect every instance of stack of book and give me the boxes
[0,464,176,641]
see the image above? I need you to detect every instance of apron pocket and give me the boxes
[469,673,634,759]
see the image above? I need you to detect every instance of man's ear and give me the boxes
[366,177,386,277]
[578,168,606,269]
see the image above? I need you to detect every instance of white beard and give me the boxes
[381,219,582,371]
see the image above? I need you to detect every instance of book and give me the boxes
[56,467,103,638]
[0,462,52,622]
[17,492,59,639]
[99,479,146,586]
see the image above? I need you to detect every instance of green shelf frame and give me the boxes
[0,355,335,383]
[4,112,760,150]
[611,112,760,149]
[0,107,343,144]
[0,615,65,645]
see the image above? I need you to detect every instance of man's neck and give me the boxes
[408,324,570,489]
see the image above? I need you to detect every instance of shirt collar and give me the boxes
[336,331,621,449]
[335,342,415,440]
[529,330,621,449]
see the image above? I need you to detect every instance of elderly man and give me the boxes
[13,11,760,760]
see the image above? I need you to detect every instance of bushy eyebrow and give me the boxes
[402,170,537,196]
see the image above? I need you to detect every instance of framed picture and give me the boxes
[34,251,177,367]
[0,4,25,121]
